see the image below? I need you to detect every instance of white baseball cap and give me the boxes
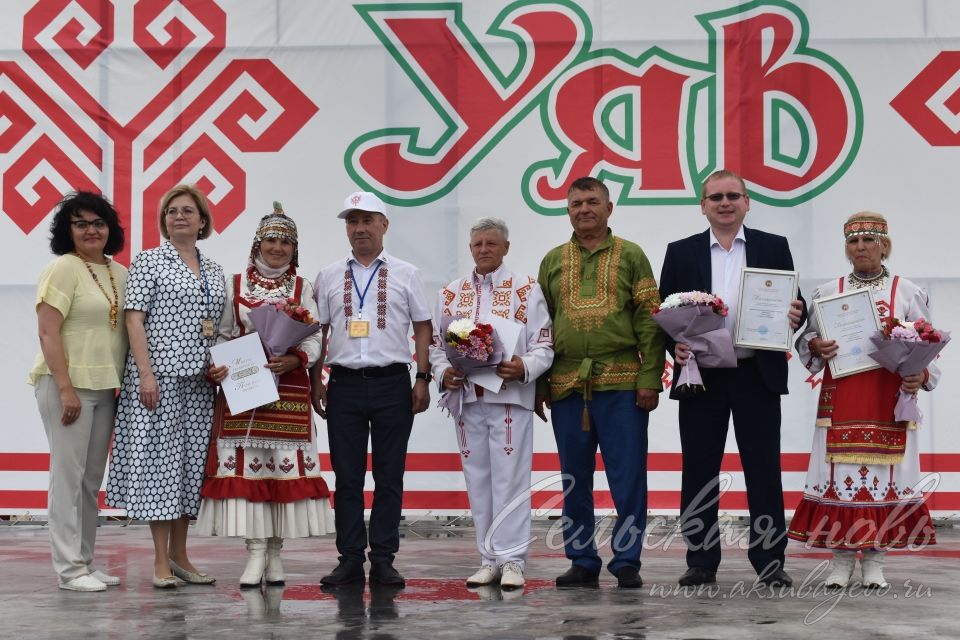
[338,191,387,219]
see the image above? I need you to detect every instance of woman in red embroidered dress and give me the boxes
[788,212,939,589]
[197,204,333,587]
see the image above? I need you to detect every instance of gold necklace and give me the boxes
[75,253,119,329]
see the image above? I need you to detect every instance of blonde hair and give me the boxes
[844,211,892,260]
[700,169,748,200]
[158,184,214,240]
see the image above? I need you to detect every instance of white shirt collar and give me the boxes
[472,262,507,285]
[709,225,746,250]
[348,250,387,268]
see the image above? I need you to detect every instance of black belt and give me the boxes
[330,363,409,379]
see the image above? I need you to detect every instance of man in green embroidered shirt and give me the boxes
[535,176,665,588]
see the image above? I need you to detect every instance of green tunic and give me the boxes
[537,230,665,401]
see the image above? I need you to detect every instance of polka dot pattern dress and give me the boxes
[106,242,226,520]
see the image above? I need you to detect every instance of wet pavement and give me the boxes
[0,519,957,639]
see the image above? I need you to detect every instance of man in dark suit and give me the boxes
[659,169,806,588]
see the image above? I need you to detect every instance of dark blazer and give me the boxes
[658,226,807,398]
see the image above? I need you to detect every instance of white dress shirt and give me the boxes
[709,226,753,359]
[314,251,432,368]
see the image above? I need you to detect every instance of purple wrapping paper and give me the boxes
[652,304,737,388]
[248,304,321,358]
[867,329,950,424]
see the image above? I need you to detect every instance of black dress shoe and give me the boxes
[555,565,600,587]
[756,568,793,588]
[678,566,717,586]
[615,566,643,589]
[369,562,406,587]
[320,561,366,586]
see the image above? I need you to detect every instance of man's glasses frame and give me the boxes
[704,192,745,202]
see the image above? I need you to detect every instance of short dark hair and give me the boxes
[48,191,125,256]
[567,176,610,200]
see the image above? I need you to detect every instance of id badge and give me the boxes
[348,319,370,338]
[201,317,215,338]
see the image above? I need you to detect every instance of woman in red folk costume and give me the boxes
[198,204,333,587]
[789,212,939,589]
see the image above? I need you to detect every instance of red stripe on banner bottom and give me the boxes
[2,490,960,512]
[5,452,960,473]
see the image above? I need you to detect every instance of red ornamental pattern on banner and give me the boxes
[344,0,865,212]
[1,0,317,265]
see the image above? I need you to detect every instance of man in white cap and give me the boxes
[311,191,433,587]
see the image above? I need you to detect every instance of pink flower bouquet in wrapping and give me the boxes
[652,291,736,394]
[248,299,321,362]
[437,316,504,420]
[868,316,949,424]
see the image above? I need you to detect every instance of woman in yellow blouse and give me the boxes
[29,192,128,592]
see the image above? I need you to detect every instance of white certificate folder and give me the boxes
[209,332,279,415]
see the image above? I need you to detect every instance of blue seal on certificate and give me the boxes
[851,345,862,355]
[758,325,768,335]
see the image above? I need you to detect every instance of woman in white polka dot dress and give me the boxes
[197,205,334,588]
[106,185,226,589]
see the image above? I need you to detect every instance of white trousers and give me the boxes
[35,375,115,583]
[456,400,533,567]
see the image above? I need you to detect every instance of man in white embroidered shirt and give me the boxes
[428,218,553,591]
[311,191,433,588]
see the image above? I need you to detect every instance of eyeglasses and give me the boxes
[704,192,745,202]
[71,219,108,231]
[164,207,198,218]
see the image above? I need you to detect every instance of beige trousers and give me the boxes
[35,375,116,583]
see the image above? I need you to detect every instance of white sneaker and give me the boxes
[465,565,501,587]
[89,569,120,586]
[60,575,107,592]
[500,562,525,590]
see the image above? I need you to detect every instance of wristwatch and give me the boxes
[415,370,432,382]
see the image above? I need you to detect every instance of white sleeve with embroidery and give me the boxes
[428,286,454,390]
[519,282,554,383]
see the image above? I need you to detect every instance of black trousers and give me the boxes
[677,358,787,575]
[327,369,413,564]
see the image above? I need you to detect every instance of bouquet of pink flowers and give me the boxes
[868,316,949,424]
[437,316,504,420]
[446,318,496,362]
[652,291,737,394]
[248,298,320,362]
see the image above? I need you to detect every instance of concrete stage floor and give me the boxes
[1,518,957,639]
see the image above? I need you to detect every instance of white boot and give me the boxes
[861,550,889,588]
[824,549,857,588]
[240,539,267,588]
[265,537,285,586]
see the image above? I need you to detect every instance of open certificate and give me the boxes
[813,288,883,378]
[735,268,798,351]
[209,332,279,414]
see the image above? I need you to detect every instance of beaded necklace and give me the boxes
[847,265,889,291]
[74,253,119,329]
[246,264,294,299]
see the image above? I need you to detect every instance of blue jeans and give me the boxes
[551,390,649,574]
